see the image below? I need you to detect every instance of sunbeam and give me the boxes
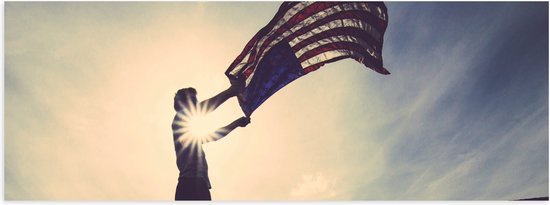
[174,100,222,146]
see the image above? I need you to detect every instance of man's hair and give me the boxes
[174,87,197,111]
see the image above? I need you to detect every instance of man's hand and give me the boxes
[235,117,251,127]
[229,78,245,94]
[210,116,251,142]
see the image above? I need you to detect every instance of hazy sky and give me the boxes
[4,2,548,200]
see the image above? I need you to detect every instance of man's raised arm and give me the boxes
[198,80,244,114]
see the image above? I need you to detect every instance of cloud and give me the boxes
[290,172,337,200]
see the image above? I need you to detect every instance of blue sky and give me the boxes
[4,2,548,200]
[349,2,549,199]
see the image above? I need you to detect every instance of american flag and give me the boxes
[226,2,389,116]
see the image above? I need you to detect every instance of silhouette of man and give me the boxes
[172,84,250,200]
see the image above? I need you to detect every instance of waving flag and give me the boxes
[226,2,389,116]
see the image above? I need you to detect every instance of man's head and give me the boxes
[174,87,197,112]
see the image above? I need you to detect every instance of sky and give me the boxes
[4,1,548,201]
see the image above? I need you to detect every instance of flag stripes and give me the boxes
[288,18,382,48]
[227,2,388,83]
[225,1,389,116]
[245,3,387,83]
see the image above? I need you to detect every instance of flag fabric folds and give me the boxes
[226,2,389,116]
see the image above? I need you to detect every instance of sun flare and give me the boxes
[174,100,221,144]
[187,112,215,139]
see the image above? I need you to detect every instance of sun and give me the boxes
[175,100,221,144]
[187,112,215,140]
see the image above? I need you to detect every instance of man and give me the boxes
[172,84,250,200]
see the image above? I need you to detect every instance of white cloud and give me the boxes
[290,172,337,200]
